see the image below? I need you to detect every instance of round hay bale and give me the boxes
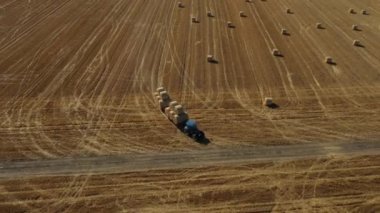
[272,49,281,57]
[325,57,334,64]
[263,97,273,106]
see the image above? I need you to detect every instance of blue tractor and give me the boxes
[183,119,205,141]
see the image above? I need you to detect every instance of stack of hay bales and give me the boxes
[165,102,189,125]
[154,87,172,111]
[156,88,190,126]
[173,105,189,125]
[165,101,178,120]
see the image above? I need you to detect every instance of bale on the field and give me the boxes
[207,55,218,63]
[352,25,359,31]
[286,8,292,14]
[272,49,281,57]
[362,10,368,15]
[263,97,273,106]
[207,11,213,17]
[281,28,288,35]
[192,17,199,23]
[348,8,355,14]
[178,2,184,8]
[325,57,334,64]
[353,40,361,46]
[227,21,234,28]
[316,23,323,29]
[240,11,246,17]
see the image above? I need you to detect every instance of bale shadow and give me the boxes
[267,103,279,109]
[327,61,337,66]
[275,54,284,58]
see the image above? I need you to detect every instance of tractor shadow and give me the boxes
[196,137,211,145]
[178,126,211,145]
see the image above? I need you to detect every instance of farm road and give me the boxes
[0,141,379,178]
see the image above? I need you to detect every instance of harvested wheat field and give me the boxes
[1,155,380,212]
[0,0,379,211]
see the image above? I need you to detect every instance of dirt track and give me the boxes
[1,141,379,178]
[1,155,379,212]
[0,0,379,211]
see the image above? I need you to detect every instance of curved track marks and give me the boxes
[0,0,379,160]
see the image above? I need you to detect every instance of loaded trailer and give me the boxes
[154,87,205,142]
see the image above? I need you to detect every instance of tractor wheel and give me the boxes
[194,131,205,141]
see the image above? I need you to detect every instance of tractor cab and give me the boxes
[184,120,205,141]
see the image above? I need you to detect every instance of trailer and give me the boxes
[155,87,206,142]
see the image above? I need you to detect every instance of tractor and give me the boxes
[155,87,206,142]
